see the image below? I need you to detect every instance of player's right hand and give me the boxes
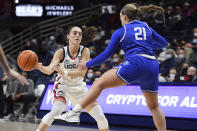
[34,62,42,70]
[77,60,87,70]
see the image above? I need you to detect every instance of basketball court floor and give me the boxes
[0,118,161,131]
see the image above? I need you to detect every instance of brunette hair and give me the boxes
[66,25,97,44]
[121,3,165,24]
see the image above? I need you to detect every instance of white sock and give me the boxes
[73,104,82,112]
[36,129,40,131]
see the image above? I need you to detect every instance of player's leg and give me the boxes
[37,76,67,131]
[59,59,142,124]
[143,92,166,131]
[55,85,109,131]
[63,61,138,122]
[36,99,66,131]
[140,58,166,131]
[84,102,109,131]
[78,68,126,109]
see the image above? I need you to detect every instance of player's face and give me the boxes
[67,27,82,45]
[120,12,126,25]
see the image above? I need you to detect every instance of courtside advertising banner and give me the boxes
[39,84,197,119]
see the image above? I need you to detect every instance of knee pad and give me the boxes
[88,105,109,129]
[42,101,65,126]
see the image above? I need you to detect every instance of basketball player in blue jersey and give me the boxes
[55,3,168,131]
[35,26,109,131]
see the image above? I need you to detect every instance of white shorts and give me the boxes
[53,76,88,106]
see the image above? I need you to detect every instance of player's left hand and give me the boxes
[77,60,87,70]
[7,69,29,86]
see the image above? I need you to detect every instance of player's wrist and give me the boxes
[64,70,68,76]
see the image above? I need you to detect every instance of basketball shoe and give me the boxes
[55,110,80,125]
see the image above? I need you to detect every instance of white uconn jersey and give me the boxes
[58,45,85,86]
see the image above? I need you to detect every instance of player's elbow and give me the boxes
[46,67,54,75]
[46,72,52,75]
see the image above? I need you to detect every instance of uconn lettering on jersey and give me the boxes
[63,60,77,69]
[64,64,77,69]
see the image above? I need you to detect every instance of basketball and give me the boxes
[17,50,38,71]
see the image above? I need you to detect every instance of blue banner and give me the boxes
[39,84,197,119]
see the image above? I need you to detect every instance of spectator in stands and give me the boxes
[175,49,186,72]
[30,39,39,53]
[84,69,95,84]
[186,66,197,82]
[94,69,103,80]
[23,40,31,50]
[108,53,122,67]
[165,6,174,27]
[94,26,105,41]
[168,68,177,82]
[157,47,168,64]
[191,27,197,44]
[159,49,177,76]
[5,71,36,120]
[179,62,189,76]
[6,54,16,68]
[174,65,196,82]
[159,73,167,82]
[189,44,197,68]
[55,26,66,45]
[89,46,97,58]
[48,35,58,55]
[182,2,192,17]
[99,63,109,73]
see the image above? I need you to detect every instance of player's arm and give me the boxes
[150,28,168,49]
[36,49,63,75]
[67,47,90,77]
[0,45,29,85]
[0,45,10,73]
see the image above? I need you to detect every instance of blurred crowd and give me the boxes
[0,0,197,120]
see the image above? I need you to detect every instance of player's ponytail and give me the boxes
[81,26,97,44]
[137,5,166,24]
[121,4,165,24]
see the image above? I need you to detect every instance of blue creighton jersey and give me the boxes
[120,20,155,57]
[86,20,168,68]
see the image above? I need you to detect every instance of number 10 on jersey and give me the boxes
[134,27,146,40]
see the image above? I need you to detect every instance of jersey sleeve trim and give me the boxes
[81,46,85,55]
[59,47,65,63]
[120,25,126,43]
[144,22,152,33]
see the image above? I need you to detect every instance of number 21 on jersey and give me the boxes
[134,27,146,40]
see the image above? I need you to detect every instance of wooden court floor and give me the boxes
[1,119,98,131]
[0,118,165,131]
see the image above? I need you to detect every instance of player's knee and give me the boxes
[147,103,159,111]
[93,79,106,90]
[42,101,65,126]
[89,105,109,129]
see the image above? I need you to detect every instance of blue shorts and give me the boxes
[114,55,159,92]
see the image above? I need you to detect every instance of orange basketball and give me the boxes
[17,50,38,71]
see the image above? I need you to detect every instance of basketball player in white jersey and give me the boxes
[35,26,109,131]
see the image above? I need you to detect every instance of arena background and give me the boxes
[0,0,197,131]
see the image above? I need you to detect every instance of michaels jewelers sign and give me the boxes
[15,4,74,17]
